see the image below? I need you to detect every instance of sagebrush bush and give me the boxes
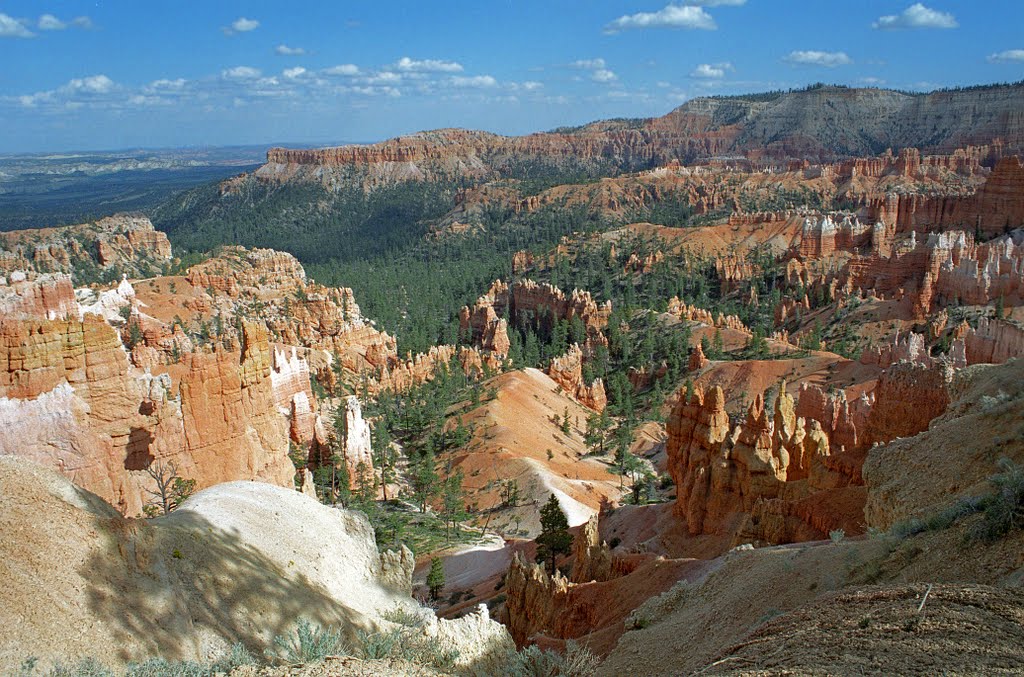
[266,619,349,664]
[43,659,113,677]
[502,641,598,677]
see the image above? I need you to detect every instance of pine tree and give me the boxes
[441,469,467,541]
[411,450,440,513]
[535,494,572,576]
[426,557,446,600]
[372,423,395,501]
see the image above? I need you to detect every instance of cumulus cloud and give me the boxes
[67,75,115,94]
[364,71,402,84]
[0,13,34,37]
[605,4,717,33]
[323,64,360,76]
[689,62,733,78]
[783,50,853,67]
[987,49,1024,64]
[37,14,65,30]
[275,44,305,56]
[395,57,463,73]
[872,3,957,30]
[223,17,259,36]
[521,81,543,91]
[592,69,618,83]
[450,75,497,88]
[283,67,307,79]
[571,58,606,70]
[857,76,886,86]
[222,66,262,80]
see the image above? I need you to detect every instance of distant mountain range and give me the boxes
[253,83,1024,189]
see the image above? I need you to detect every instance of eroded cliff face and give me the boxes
[239,85,1024,195]
[0,215,172,279]
[664,355,959,547]
[0,303,294,515]
[547,345,607,412]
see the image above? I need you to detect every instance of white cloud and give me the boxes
[605,4,717,33]
[38,14,65,30]
[684,0,745,4]
[857,76,886,86]
[283,67,307,79]
[222,66,262,80]
[364,71,401,84]
[0,13,34,38]
[521,81,543,91]
[67,75,115,94]
[783,50,853,67]
[395,57,463,73]
[324,64,360,76]
[223,17,259,35]
[690,62,733,78]
[872,3,957,30]
[988,49,1024,64]
[571,58,606,70]
[450,75,497,88]
[33,13,91,31]
[275,44,305,56]
[149,78,187,90]
[592,69,618,83]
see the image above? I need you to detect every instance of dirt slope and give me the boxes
[705,584,1024,676]
[452,368,623,537]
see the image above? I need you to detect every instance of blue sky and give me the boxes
[1,1,1023,152]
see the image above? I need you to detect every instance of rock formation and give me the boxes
[339,395,375,488]
[547,344,607,411]
[0,215,171,279]
[240,85,1024,195]
[571,514,613,584]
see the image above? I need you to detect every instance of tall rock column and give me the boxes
[341,395,375,488]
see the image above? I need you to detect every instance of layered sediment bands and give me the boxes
[862,362,952,447]
[178,323,294,494]
[0,273,77,320]
[788,223,1024,322]
[253,85,1024,191]
[664,356,960,547]
[0,215,171,277]
[869,156,1024,237]
[0,316,294,515]
[962,317,1024,365]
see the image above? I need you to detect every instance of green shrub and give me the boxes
[125,658,209,677]
[355,628,402,660]
[972,458,1024,542]
[379,604,424,628]
[503,641,599,677]
[267,619,349,664]
[45,659,113,677]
